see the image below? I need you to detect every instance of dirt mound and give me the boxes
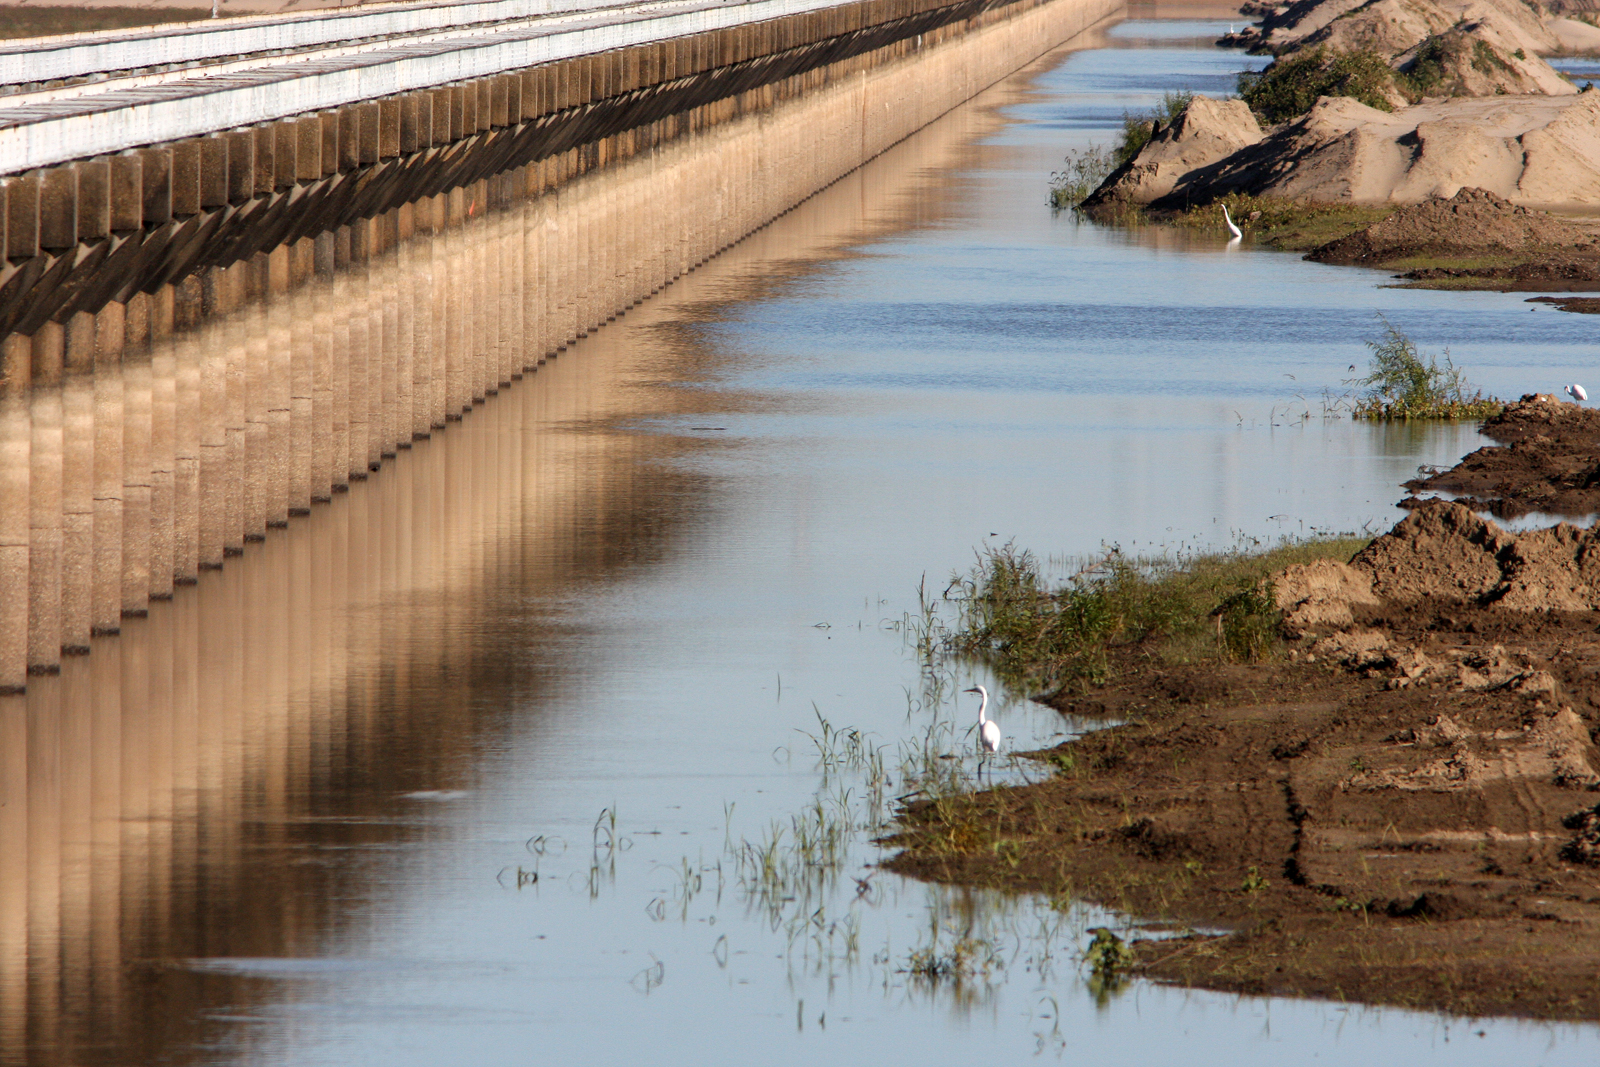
[1406,394,1600,517]
[1084,97,1263,207]
[1339,498,1600,612]
[1310,187,1591,264]
[1352,499,1511,602]
[1395,18,1576,99]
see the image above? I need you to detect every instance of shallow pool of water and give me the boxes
[12,20,1600,1067]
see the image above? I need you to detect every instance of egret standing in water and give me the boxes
[964,685,1002,778]
[1221,203,1243,240]
[1567,383,1588,402]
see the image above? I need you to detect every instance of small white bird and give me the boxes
[964,684,1002,756]
[1566,383,1588,402]
[1222,203,1243,240]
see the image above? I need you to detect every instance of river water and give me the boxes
[10,18,1600,1067]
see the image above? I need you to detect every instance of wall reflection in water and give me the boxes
[0,62,1020,1065]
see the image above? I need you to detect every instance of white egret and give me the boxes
[964,685,1002,774]
[1221,203,1243,240]
[1566,383,1588,402]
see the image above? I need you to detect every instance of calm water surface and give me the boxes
[12,20,1600,1067]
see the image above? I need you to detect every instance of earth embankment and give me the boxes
[888,494,1600,1020]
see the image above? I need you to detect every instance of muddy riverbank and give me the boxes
[888,490,1600,1021]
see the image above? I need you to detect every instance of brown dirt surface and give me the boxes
[885,499,1600,1021]
[1308,188,1600,288]
[1405,393,1600,518]
[1530,295,1600,313]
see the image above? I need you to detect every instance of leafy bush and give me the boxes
[1238,47,1397,122]
[1349,317,1502,420]
[1049,144,1118,208]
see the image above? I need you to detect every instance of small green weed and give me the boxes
[1083,927,1134,1003]
[1084,927,1134,974]
[1242,866,1269,893]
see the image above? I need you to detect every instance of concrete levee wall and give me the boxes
[0,0,1120,689]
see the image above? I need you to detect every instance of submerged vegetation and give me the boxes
[938,536,1368,695]
[1346,318,1502,420]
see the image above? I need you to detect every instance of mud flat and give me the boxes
[888,496,1600,1020]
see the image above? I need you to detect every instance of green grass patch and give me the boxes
[942,536,1370,694]
[1238,47,1398,123]
[0,6,216,39]
[1347,317,1502,420]
[1378,253,1534,273]
[1170,193,1395,249]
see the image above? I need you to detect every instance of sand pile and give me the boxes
[1083,97,1263,207]
[1090,0,1600,213]
[1230,0,1563,60]
[1132,92,1600,209]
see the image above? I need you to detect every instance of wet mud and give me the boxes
[888,498,1600,1021]
[1405,393,1600,519]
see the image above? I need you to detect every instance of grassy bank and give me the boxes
[942,536,1370,697]
[1170,194,1394,249]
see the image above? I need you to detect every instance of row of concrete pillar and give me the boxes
[0,0,1118,693]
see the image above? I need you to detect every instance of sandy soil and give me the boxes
[887,494,1600,1021]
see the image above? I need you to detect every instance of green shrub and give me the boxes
[1215,578,1278,663]
[1238,47,1397,122]
[1349,317,1502,420]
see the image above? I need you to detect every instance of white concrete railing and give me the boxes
[0,0,694,85]
[0,0,726,109]
[0,0,867,174]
